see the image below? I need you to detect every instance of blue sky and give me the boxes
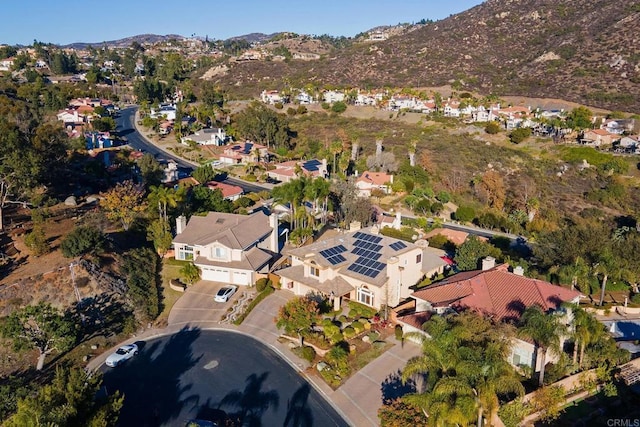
[3,0,484,46]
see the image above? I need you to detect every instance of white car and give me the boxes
[105,344,139,367]
[214,285,238,303]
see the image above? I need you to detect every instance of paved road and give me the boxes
[101,329,348,427]
[116,107,271,194]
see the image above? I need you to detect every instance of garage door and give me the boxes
[201,267,230,283]
[232,271,250,286]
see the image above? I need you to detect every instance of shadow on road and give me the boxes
[283,383,313,427]
[102,326,202,426]
[218,372,280,427]
[381,369,417,404]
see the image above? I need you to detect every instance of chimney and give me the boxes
[321,158,328,177]
[349,221,361,232]
[513,266,524,276]
[482,256,496,271]
[176,215,187,235]
[269,213,279,252]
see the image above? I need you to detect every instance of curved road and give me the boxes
[116,107,272,194]
[101,329,348,427]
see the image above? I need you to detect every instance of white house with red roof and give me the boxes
[267,159,328,183]
[397,257,582,374]
[355,171,394,197]
[581,129,619,146]
[0,57,15,72]
[206,181,244,201]
[261,90,283,105]
[220,141,268,165]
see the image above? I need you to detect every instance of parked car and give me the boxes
[214,285,238,303]
[105,344,139,367]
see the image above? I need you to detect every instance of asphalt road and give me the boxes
[100,329,348,427]
[115,107,271,195]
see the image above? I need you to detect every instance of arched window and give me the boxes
[357,286,374,307]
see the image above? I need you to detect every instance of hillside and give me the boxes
[63,34,184,49]
[208,0,640,112]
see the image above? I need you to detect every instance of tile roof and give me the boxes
[356,171,393,186]
[206,181,243,198]
[173,211,273,250]
[411,264,581,322]
[423,228,469,246]
[397,311,432,329]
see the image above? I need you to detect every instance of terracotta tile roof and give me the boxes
[356,171,392,186]
[206,181,243,198]
[591,129,613,136]
[424,228,469,246]
[411,264,581,322]
[397,311,432,329]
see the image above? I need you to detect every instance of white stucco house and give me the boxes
[278,226,448,310]
[172,211,281,286]
[181,128,227,146]
[355,171,394,197]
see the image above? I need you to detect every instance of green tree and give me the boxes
[595,247,617,307]
[276,296,320,346]
[455,206,476,222]
[4,367,123,427]
[24,224,49,256]
[61,225,105,258]
[122,247,160,320]
[485,121,501,134]
[378,399,428,427]
[193,165,216,184]
[180,262,201,285]
[530,385,565,422]
[147,185,182,222]
[137,153,164,187]
[566,106,594,130]
[509,128,532,144]
[232,102,292,149]
[189,186,233,214]
[454,236,500,271]
[331,101,347,113]
[199,81,225,108]
[518,306,567,386]
[1,303,77,370]
[147,218,173,257]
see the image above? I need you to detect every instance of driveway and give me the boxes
[168,281,240,326]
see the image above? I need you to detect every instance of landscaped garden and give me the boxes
[276,296,395,388]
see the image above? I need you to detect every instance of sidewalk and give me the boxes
[87,289,421,426]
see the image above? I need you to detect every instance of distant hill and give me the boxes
[226,33,278,44]
[63,34,185,49]
[207,0,640,112]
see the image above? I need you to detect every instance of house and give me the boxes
[0,58,14,72]
[355,171,393,197]
[296,91,314,104]
[322,90,345,104]
[581,129,618,146]
[206,181,244,201]
[85,132,113,149]
[159,121,173,135]
[602,119,637,135]
[397,258,582,373]
[472,106,499,123]
[57,109,85,124]
[150,104,177,121]
[618,135,640,152]
[181,128,227,146]
[443,100,461,117]
[278,226,448,310]
[355,91,385,107]
[267,159,328,183]
[261,90,283,105]
[172,211,280,286]
[377,212,402,230]
[219,141,268,165]
[367,31,389,42]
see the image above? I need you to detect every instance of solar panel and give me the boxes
[336,245,347,253]
[390,241,407,251]
[353,232,365,240]
[327,254,346,265]
[353,239,368,248]
[320,245,348,260]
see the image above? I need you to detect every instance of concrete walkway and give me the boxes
[87,288,422,427]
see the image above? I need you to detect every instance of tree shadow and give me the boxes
[218,372,280,427]
[66,293,133,343]
[102,326,202,426]
[283,383,313,427]
[381,369,416,404]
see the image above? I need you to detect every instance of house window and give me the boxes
[310,266,319,277]
[214,247,227,258]
[416,253,422,264]
[357,286,374,307]
[178,245,194,261]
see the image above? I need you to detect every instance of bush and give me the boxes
[338,315,348,323]
[367,331,380,342]
[323,323,341,339]
[296,105,307,115]
[485,121,501,134]
[436,191,451,204]
[321,102,330,110]
[509,127,532,144]
[351,320,364,334]
[394,325,404,341]
[61,225,104,258]
[255,277,271,292]
[301,345,316,363]
[331,101,347,114]
[24,226,50,256]
[347,301,377,319]
[343,326,356,339]
[454,206,475,222]
[274,102,283,110]
[498,400,529,427]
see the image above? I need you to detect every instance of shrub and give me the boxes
[296,105,307,115]
[348,301,377,319]
[362,319,371,330]
[321,102,330,110]
[322,318,335,328]
[286,107,297,116]
[343,326,356,339]
[323,323,341,338]
[485,121,501,134]
[331,101,347,114]
[351,320,364,334]
[348,309,359,319]
[509,127,532,144]
[255,277,271,292]
[274,102,283,110]
[338,315,348,323]
[498,400,529,427]
[367,331,380,342]
[301,345,316,363]
[394,325,404,341]
[454,206,475,222]
[24,226,50,256]
[61,225,104,258]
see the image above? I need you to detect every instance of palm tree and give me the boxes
[595,247,617,307]
[518,305,567,386]
[147,185,181,223]
[304,178,330,225]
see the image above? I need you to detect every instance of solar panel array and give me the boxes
[389,241,407,251]
[347,232,387,278]
[319,245,347,265]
